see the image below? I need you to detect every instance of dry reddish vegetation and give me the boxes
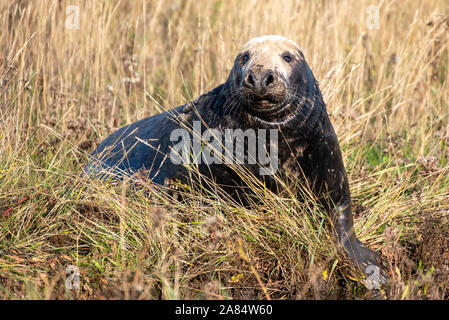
[1,0,448,299]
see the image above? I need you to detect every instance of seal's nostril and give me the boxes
[247,73,255,88]
[244,70,276,92]
[265,74,274,87]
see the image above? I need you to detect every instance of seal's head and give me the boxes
[226,35,319,124]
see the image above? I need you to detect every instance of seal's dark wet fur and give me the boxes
[88,36,385,282]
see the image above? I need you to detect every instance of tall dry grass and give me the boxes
[0,0,448,299]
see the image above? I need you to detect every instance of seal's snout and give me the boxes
[242,68,285,105]
[244,69,277,95]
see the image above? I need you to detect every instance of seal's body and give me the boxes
[88,36,384,280]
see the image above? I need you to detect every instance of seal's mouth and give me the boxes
[247,99,286,115]
[250,94,277,105]
[241,89,291,120]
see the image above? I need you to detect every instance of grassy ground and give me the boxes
[1,0,448,299]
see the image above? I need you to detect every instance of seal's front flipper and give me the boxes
[357,244,388,290]
[335,201,387,289]
[344,238,388,289]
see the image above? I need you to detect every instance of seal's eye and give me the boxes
[282,53,292,63]
[241,54,250,65]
